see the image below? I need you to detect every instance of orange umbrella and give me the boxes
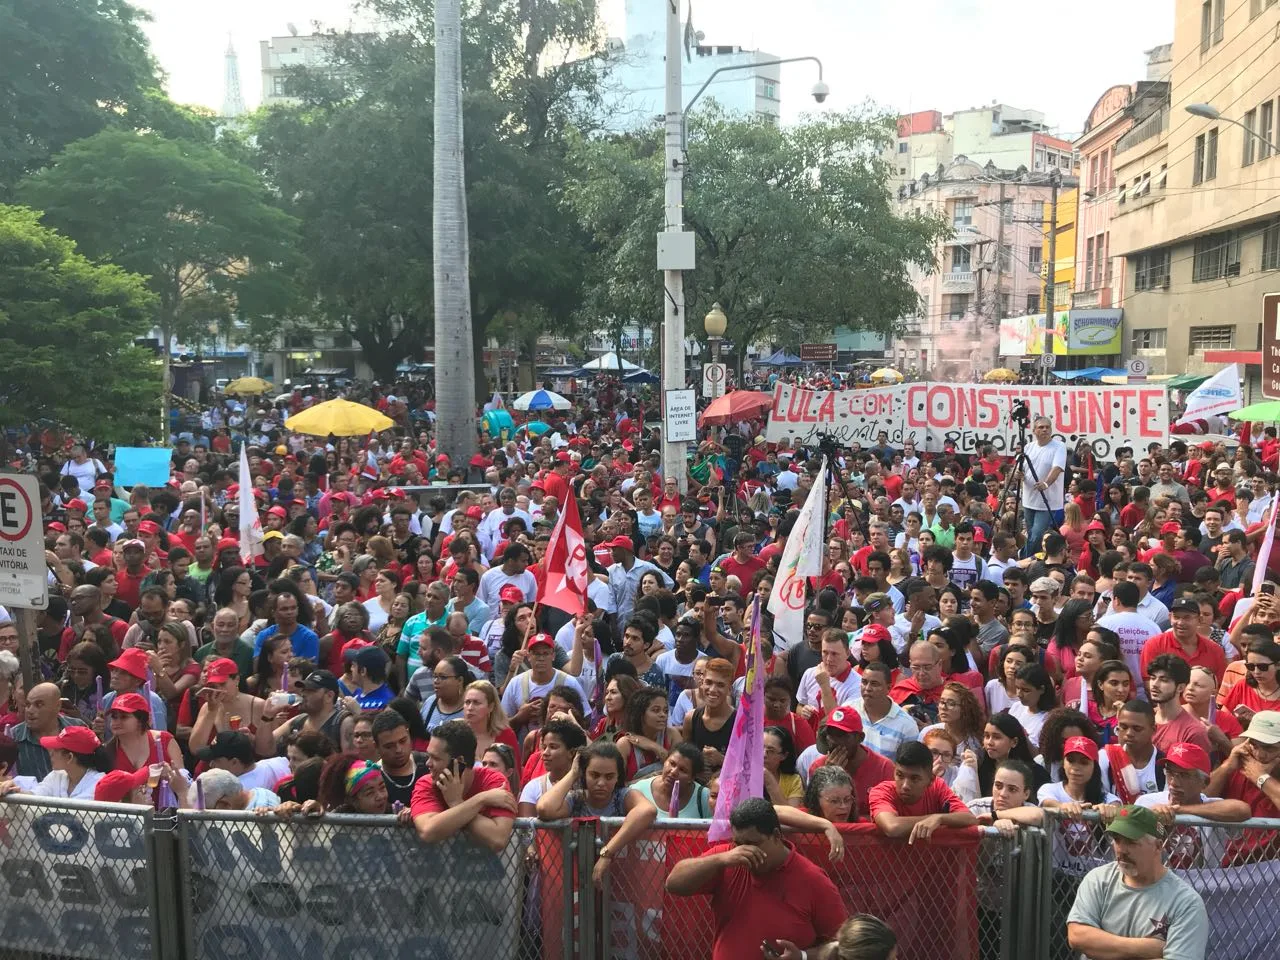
[698,390,773,426]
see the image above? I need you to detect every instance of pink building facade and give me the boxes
[1073,85,1134,311]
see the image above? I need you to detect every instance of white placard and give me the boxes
[664,388,698,442]
[702,363,726,399]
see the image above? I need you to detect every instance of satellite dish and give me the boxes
[287,22,299,36]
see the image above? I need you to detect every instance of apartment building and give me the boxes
[1110,0,1280,387]
[889,105,1075,186]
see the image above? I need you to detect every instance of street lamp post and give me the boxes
[658,2,827,495]
[705,302,727,363]
[1186,103,1280,154]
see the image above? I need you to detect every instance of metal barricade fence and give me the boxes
[167,811,580,960]
[0,795,162,960]
[1040,810,1280,960]
[592,818,1029,960]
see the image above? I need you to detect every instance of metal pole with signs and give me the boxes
[702,362,727,399]
[0,472,49,688]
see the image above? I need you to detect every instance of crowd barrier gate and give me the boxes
[3,796,1278,960]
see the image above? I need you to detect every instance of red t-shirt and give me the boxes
[59,617,129,661]
[695,841,846,960]
[1220,680,1280,722]
[866,776,967,818]
[1119,502,1147,529]
[1223,770,1280,857]
[1152,709,1212,756]
[114,568,147,611]
[718,554,766,583]
[1139,631,1227,683]
[409,763,516,820]
[810,748,894,820]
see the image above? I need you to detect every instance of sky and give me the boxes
[136,0,1173,138]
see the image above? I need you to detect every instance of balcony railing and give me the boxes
[943,271,975,289]
[1115,106,1168,155]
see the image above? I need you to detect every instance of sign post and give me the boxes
[1263,293,1280,399]
[664,388,698,442]
[800,343,838,364]
[701,362,727,399]
[1126,357,1149,385]
[0,472,49,688]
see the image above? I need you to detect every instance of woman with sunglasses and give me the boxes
[1220,638,1280,732]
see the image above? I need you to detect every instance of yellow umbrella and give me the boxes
[982,368,1020,383]
[869,367,904,384]
[223,376,274,396]
[284,398,394,436]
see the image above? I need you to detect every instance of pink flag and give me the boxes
[1252,503,1278,596]
[708,596,765,842]
[238,445,264,566]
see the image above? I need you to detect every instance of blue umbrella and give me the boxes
[513,389,572,411]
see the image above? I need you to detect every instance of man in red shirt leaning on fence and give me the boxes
[869,741,978,843]
[665,797,845,960]
[411,719,517,853]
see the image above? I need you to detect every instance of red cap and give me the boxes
[387,487,405,498]
[1085,518,1107,532]
[1198,441,1215,452]
[119,538,145,551]
[555,451,573,463]
[1165,741,1211,775]
[1063,736,1099,762]
[1160,521,1182,535]
[527,633,555,650]
[604,535,635,550]
[498,584,524,603]
[216,537,240,553]
[65,498,88,513]
[530,481,546,492]
[94,480,113,492]
[108,648,150,682]
[436,454,450,463]
[291,498,306,507]
[205,658,239,684]
[226,484,240,496]
[369,489,389,501]
[94,767,150,804]
[860,624,892,645]
[267,505,288,518]
[973,527,988,544]
[137,520,161,536]
[824,707,863,735]
[47,521,67,533]
[465,506,484,520]
[107,691,151,715]
[39,726,102,754]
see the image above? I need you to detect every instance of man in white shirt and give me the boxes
[476,544,538,619]
[1095,580,1162,693]
[982,532,1018,586]
[1020,415,1066,558]
[797,629,861,718]
[476,487,533,562]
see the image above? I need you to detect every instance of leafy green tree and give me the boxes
[564,109,949,370]
[18,130,302,435]
[0,0,211,192]
[0,204,159,440]
[251,0,601,394]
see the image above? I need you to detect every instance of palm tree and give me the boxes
[433,0,477,460]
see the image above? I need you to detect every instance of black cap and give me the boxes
[335,572,360,590]
[1169,597,1200,615]
[302,670,341,694]
[343,645,389,672]
[194,730,254,764]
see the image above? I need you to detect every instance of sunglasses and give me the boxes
[1245,662,1276,672]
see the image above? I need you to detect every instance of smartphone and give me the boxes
[762,941,783,960]
[706,595,726,607]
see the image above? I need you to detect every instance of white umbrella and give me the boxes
[512,389,572,411]
[579,351,640,373]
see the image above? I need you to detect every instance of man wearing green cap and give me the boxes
[1067,804,1208,960]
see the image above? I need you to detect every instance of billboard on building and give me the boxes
[1067,309,1123,354]
[998,314,1034,357]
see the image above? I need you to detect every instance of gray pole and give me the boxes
[994,180,1006,372]
[661,0,690,493]
[1042,171,1060,385]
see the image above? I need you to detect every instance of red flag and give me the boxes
[541,491,589,616]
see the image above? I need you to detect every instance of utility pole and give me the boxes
[993,180,1006,372]
[1042,170,1060,385]
[659,0,693,495]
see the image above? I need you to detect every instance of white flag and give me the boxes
[1253,503,1278,597]
[238,445,264,566]
[1176,364,1241,425]
[768,457,827,652]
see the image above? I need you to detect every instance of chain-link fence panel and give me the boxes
[1043,810,1280,960]
[0,795,159,960]
[594,818,1006,960]
[173,811,575,960]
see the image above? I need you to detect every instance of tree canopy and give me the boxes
[252,0,605,386]
[563,109,949,366]
[0,204,159,440]
[0,0,210,193]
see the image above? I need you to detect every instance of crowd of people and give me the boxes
[4,380,1276,960]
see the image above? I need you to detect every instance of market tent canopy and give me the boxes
[1229,400,1280,422]
[1050,367,1127,381]
[622,369,659,384]
[1164,373,1210,390]
[577,352,640,373]
[759,350,803,366]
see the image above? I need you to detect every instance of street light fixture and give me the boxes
[681,56,828,151]
[704,302,727,362]
[1185,102,1280,154]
